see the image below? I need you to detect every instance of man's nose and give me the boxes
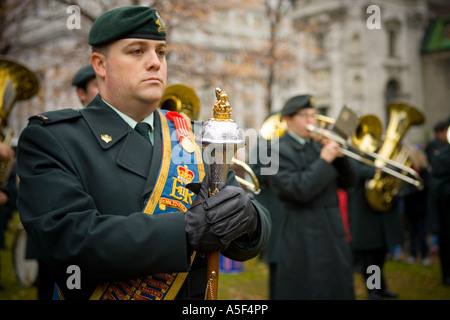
[145,51,161,70]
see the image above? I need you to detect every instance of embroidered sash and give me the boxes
[89,109,204,300]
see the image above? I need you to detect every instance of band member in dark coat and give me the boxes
[250,129,286,300]
[271,95,357,300]
[71,64,98,108]
[17,6,270,300]
[432,141,450,285]
[425,120,449,250]
[346,158,404,300]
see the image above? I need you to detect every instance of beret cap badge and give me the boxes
[155,11,166,33]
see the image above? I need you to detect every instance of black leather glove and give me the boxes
[185,176,259,253]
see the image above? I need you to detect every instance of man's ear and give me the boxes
[76,87,87,103]
[91,52,106,79]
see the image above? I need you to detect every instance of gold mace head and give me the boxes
[212,87,233,121]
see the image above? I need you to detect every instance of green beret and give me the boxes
[88,6,166,46]
[280,94,315,116]
[71,64,96,87]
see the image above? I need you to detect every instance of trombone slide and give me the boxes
[306,124,423,190]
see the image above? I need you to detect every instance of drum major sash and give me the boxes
[89,109,204,300]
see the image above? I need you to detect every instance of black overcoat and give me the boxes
[346,158,405,251]
[271,133,357,300]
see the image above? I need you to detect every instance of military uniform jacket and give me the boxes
[271,133,357,300]
[17,95,270,300]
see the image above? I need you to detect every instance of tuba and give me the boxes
[0,56,39,187]
[365,102,425,212]
[159,84,260,194]
[159,83,200,120]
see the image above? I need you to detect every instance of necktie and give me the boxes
[135,122,153,160]
[135,122,152,145]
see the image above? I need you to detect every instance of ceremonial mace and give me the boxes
[196,88,245,300]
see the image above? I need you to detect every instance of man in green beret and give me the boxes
[270,94,357,299]
[17,6,270,300]
[72,64,98,107]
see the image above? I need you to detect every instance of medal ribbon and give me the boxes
[166,111,192,147]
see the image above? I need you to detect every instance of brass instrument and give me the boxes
[447,124,450,144]
[260,112,287,140]
[260,112,336,140]
[231,157,260,195]
[0,56,39,187]
[159,83,200,120]
[306,114,424,190]
[159,84,260,194]
[261,105,423,193]
[365,102,425,211]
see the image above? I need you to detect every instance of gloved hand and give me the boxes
[185,176,259,253]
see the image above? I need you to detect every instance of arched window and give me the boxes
[385,79,400,103]
[385,79,401,124]
[385,19,400,58]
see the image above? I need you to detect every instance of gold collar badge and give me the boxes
[101,134,112,143]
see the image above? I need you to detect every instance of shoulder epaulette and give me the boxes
[28,108,82,125]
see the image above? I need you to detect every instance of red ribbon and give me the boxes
[166,111,192,145]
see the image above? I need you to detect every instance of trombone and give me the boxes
[306,115,424,190]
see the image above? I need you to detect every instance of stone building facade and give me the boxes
[2,0,448,149]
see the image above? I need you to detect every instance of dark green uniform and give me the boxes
[432,145,450,284]
[17,95,271,300]
[271,134,357,300]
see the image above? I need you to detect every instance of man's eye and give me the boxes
[131,49,143,55]
[157,50,167,57]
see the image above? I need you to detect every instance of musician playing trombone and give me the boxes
[270,94,357,300]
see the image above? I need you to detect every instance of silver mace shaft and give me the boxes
[196,87,245,300]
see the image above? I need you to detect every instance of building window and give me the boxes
[385,79,400,125]
[352,33,361,53]
[316,32,325,57]
[353,74,362,98]
[385,79,400,102]
[388,29,397,57]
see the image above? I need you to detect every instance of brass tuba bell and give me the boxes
[365,102,425,212]
[352,114,383,153]
[0,56,39,187]
[0,56,39,133]
[159,84,200,121]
